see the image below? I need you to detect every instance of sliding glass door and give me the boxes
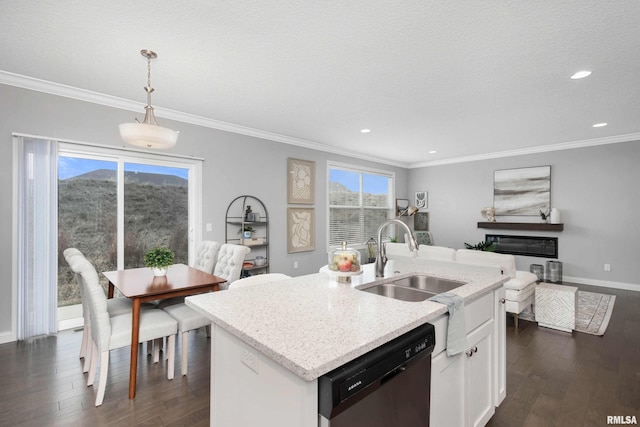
[57,146,200,329]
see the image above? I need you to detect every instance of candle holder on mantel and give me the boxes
[328,241,362,283]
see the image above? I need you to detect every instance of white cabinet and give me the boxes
[430,288,505,427]
[465,320,494,427]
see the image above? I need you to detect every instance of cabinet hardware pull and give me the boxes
[499,298,506,304]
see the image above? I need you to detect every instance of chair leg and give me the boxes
[514,313,519,329]
[167,335,175,380]
[95,350,109,406]
[80,324,89,359]
[181,331,189,376]
[82,326,92,373]
[87,341,98,387]
[154,338,161,363]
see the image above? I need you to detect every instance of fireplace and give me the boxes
[485,234,558,258]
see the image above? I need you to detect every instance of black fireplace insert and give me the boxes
[485,234,558,258]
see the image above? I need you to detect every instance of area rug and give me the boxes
[517,290,616,336]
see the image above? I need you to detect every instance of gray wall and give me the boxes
[408,141,640,290]
[0,83,408,340]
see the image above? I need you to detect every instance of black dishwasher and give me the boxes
[318,323,435,427]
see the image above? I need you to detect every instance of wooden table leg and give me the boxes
[129,298,141,399]
[108,282,114,299]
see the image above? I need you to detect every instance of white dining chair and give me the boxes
[162,243,250,376]
[66,252,178,406]
[193,240,222,274]
[63,248,134,374]
[213,243,251,290]
[228,273,291,289]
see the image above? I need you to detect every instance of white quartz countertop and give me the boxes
[186,257,506,381]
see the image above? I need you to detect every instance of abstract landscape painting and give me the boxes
[493,165,551,215]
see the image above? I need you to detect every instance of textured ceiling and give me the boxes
[1,1,639,167]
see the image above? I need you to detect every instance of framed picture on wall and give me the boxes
[287,207,315,253]
[493,165,551,215]
[287,158,315,204]
[414,212,429,231]
[415,191,427,209]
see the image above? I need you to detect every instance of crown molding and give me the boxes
[0,71,407,168]
[408,132,640,169]
[3,71,636,170]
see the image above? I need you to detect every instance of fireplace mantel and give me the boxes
[477,222,564,231]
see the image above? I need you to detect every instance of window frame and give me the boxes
[58,142,203,268]
[326,161,395,250]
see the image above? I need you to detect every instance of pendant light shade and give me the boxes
[119,50,178,149]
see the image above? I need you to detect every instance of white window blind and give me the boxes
[328,164,394,247]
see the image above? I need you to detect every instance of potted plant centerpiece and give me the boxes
[144,246,175,276]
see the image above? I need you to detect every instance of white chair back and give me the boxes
[193,240,222,274]
[455,249,516,278]
[384,242,413,258]
[417,245,456,261]
[65,251,112,350]
[229,273,291,290]
[213,243,251,288]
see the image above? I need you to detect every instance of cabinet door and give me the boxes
[493,287,506,406]
[465,320,495,427]
[430,350,465,427]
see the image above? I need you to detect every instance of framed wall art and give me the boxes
[287,207,315,253]
[287,158,315,204]
[415,191,428,209]
[494,165,551,216]
[414,212,429,231]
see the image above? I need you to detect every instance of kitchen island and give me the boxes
[186,257,507,427]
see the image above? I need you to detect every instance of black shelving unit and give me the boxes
[225,195,269,275]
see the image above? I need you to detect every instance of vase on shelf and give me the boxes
[550,208,561,224]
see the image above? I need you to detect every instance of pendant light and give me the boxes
[119,49,178,149]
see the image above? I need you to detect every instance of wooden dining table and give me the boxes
[103,263,227,399]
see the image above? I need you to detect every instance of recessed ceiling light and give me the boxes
[428,150,437,154]
[592,122,607,128]
[360,129,371,133]
[570,70,592,79]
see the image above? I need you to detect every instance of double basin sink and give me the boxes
[357,274,466,302]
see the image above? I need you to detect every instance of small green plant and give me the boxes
[144,247,175,268]
[390,236,398,243]
[238,225,255,234]
[464,241,497,252]
[539,209,549,220]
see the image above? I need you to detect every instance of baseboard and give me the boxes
[0,330,16,344]
[563,275,640,292]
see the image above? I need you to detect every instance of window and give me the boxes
[328,162,394,248]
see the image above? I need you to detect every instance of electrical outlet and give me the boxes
[293,261,299,269]
[206,223,212,232]
[604,264,611,272]
[242,349,259,373]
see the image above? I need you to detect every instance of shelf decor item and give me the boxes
[144,246,174,276]
[287,158,315,204]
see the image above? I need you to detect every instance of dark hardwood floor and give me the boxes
[0,282,638,426]
[488,282,640,427]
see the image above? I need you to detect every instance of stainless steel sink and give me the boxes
[357,274,466,302]
[390,275,466,294]
[359,283,436,302]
